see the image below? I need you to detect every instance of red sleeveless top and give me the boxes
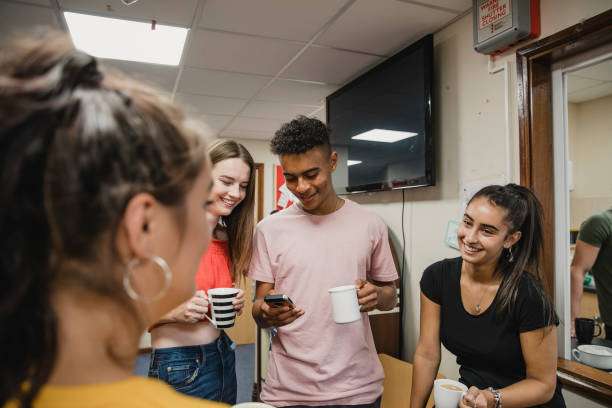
[196,238,233,292]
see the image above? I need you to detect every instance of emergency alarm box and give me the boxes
[473,0,540,55]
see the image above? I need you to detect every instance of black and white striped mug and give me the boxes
[202,287,239,329]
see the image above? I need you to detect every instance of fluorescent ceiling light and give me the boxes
[352,129,417,143]
[347,160,362,166]
[64,12,188,65]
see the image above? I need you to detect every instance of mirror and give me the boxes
[565,56,612,370]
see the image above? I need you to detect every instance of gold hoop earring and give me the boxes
[123,255,172,302]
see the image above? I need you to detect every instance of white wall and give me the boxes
[568,95,612,229]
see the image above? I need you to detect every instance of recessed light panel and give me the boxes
[352,129,418,143]
[64,12,188,66]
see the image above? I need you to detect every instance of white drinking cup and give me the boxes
[572,344,612,370]
[328,284,361,324]
[202,287,239,329]
[433,379,468,408]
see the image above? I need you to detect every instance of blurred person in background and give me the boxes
[571,207,612,339]
[0,32,225,408]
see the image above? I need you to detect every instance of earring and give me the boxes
[123,255,172,302]
[507,246,514,263]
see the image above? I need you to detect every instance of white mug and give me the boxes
[202,287,239,329]
[433,379,468,408]
[328,285,361,324]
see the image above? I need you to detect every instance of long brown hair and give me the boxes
[209,139,255,280]
[469,184,556,327]
[0,32,207,407]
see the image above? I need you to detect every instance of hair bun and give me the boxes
[60,50,102,90]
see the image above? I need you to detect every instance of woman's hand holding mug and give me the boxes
[233,289,245,315]
[458,386,490,408]
[172,290,210,324]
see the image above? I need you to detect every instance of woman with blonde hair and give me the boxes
[149,139,256,404]
[0,32,223,408]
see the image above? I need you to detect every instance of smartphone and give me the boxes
[264,294,295,309]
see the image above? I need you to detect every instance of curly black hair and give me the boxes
[270,115,331,155]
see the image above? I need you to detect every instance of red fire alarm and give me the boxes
[473,0,540,55]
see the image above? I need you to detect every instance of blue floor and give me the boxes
[135,343,255,403]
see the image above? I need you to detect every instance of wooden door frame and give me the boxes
[516,9,612,298]
[516,9,612,403]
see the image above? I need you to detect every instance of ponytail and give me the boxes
[470,184,556,327]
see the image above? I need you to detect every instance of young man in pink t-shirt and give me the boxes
[249,116,398,408]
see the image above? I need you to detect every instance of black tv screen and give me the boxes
[327,34,434,193]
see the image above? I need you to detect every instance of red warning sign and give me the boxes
[479,0,510,30]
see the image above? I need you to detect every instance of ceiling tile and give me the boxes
[220,129,273,140]
[566,75,601,94]
[184,29,303,76]
[568,82,612,103]
[20,0,52,5]
[0,2,59,40]
[228,117,284,132]
[570,59,612,82]
[316,0,457,55]
[256,79,338,105]
[198,0,347,41]
[412,0,472,13]
[101,59,178,92]
[178,67,270,99]
[281,46,382,85]
[192,113,234,130]
[174,93,248,115]
[241,101,320,120]
[58,0,198,26]
[309,106,326,123]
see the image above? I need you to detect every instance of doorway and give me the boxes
[516,9,612,404]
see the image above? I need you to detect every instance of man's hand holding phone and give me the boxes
[260,290,304,327]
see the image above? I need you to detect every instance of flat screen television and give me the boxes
[326,34,434,193]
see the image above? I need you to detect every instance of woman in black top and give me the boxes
[410,185,565,408]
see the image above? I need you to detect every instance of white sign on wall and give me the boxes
[459,178,507,215]
[477,0,513,43]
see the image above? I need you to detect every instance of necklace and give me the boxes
[334,196,342,211]
[474,283,490,314]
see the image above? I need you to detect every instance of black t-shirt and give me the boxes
[420,257,565,408]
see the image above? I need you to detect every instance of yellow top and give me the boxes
[6,377,228,408]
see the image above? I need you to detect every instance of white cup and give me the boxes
[572,344,612,370]
[433,379,468,408]
[202,287,239,329]
[328,285,361,324]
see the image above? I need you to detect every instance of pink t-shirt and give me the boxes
[248,199,398,407]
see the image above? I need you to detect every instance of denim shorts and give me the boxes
[148,331,237,404]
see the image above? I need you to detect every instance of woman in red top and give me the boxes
[149,140,255,404]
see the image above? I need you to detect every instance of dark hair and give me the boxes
[270,115,331,155]
[209,139,255,280]
[0,32,207,407]
[469,184,556,327]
